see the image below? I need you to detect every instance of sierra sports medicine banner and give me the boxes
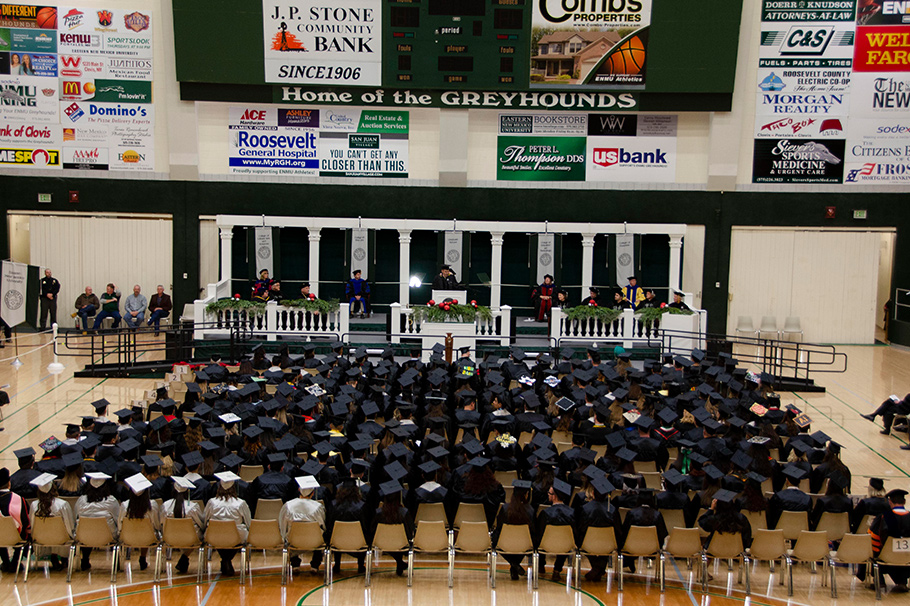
[532,0,652,87]
[262,0,381,86]
[0,4,155,172]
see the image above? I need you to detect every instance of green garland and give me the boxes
[205,298,267,317]
[280,298,341,313]
[412,303,493,323]
[564,305,623,324]
[635,306,694,327]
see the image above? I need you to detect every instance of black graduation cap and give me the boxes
[119,438,141,453]
[605,432,626,450]
[510,347,527,361]
[147,416,167,432]
[468,456,491,468]
[727,416,747,429]
[633,415,654,430]
[91,398,110,412]
[113,408,133,420]
[828,472,849,490]
[379,480,403,497]
[81,435,100,451]
[62,452,83,468]
[267,452,287,464]
[552,478,572,498]
[591,476,615,496]
[462,440,484,456]
[790,439,813,454]
[513,479,532,490]
[418,460,441,475]
[713,489,739,504]
[198,440,220,454]
[313,441,334,456]
[385,460,409,480]
[810,430,831,447]
[301,459,324,476]
[657,407,678,425]
[533,447,557,463]
[612,387,629,401]
[731,450,753,470]
[691,349,706,362]
[141,454,163,468]
[747,471,768,484]
[703,465,724,481]
[221,453,245,469]
[870,478,885,491]
[662,468,687,488]
[194,370,211,382]
[242,426,264,439]
[182,451,204,468]
[428,445,449,459]
[555,397,576,412]
[387,442,410,459]
[674,356,692,369]
[14,447,36,460]
[616,447,637,462]
[782,464,808,482]
[887,488,909,500]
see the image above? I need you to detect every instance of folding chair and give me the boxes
[537,525,577,586]
[247,519,287,584]
[453,502,487,530]
[0,516,26,582]
[574,526,618,585]
[73,516,119,583]
[873,536,910,600]
[451,521,492,587]
[748,528,789,584]
[495,524,536,589]
[24,516,75,582]
[663,527,702,576]
[372,523,412,584]
[412,521,452,587]
[240,465,263,483]
[776,510,809,543]
[788,530,830,596]
[703,532,749,594]
[415,502,447,526]
[829,533,872,598]
[204,520,248,584]
[328,521,372,586]
[618,525,663,591]
[286,521,327,583]
[162,517,204,582]
[119,517,162,581]
[254,499,284,521]
[816,511,850,542]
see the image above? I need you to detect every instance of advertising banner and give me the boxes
[753,138,846,183]
[531,0,652,87]
[318,109,407,177]
[228,106,319,176]
[263,0,382,86]
[56,7,152,58]
[851,24,910,117]
[844,117,910,183]
[586,113,676,182]
[498,113,587,135]
[496,135,585,181]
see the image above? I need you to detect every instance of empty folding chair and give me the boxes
[73,517,120,583]
[247,519,287,584]
[735,316,757,338]
[748,529,789,585]
[254,499,284,521]
[788,530,830,596]
[119,517,162,582]
[204,520,248,584]
[758,316,780,340]
[412,521,452,587]
[782,316,803,342]
[829,533,872,598]
[662,527,703,577]
[162,517,204,582]
[328,521,372,586]
[618,525,663,591]
[494,524,536,589]
[451,521,492,587]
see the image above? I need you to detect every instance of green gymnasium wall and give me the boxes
[1,175,905,343]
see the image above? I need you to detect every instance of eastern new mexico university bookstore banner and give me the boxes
[262,0,382,87]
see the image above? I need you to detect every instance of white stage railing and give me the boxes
[193,297,350,341]
[549,307,707,351]
[390,303,512,359]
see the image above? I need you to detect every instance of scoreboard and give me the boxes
[383,0,531,89]
[174,0,745,112]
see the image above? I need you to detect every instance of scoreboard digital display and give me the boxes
[383,0,531,88]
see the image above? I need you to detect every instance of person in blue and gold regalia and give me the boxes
[623,276,645,308]
[346,269,371,318]
[251,269,275,302]
[530,274,556,322]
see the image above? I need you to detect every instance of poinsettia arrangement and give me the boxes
[206,295,267,317]
[411,297,493,323]
[280,297,340,313]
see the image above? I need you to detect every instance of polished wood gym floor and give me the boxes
[1,330,909,606]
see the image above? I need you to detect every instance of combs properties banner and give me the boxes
[531,0,651,87]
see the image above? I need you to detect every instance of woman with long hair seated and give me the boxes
[29,473,75,571]
[370,480,414,576]
[204,472,251,576]
[120,473,162,571]
[492,480,536,580]
[74,472,120,571]
[162,476,205,574]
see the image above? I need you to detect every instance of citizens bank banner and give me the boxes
[263,0,382,86]
[228,105,319,175]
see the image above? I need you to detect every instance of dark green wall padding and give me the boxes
[1,174,905,344]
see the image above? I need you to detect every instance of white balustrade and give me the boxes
[550,307,706,352]
[390,303,513,357]
[194,298,350,341]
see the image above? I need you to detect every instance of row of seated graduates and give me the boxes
[11,340,863,550]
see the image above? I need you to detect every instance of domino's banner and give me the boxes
[228,105,319,175]
[531,0,652,87]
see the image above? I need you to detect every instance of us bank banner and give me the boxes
[263,0,381,86]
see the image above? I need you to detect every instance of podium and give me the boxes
[432,290,467,303]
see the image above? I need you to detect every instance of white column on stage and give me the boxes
[308,228,321,292]
[669,235,683,293]
[399,229,411,306]
[490,232,504,309]
[219,227,233,283]
[581,234,596,294]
